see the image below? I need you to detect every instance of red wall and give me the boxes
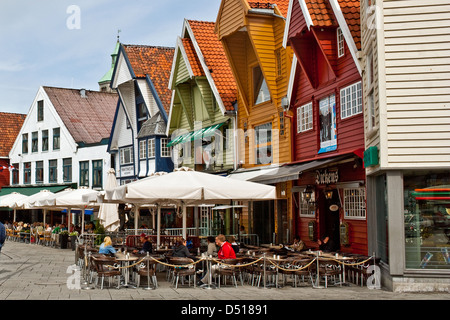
[0,159,10,188]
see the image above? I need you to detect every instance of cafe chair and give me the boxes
[311,260,342,288]
[92,256,121,290]
[216,258,243,288]
[281,258,314,287]
[168,257,197,289]
[136,257,158,288]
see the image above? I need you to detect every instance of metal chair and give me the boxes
[91,256,121,289]
[216,258,243,288]
[168,257,196,289]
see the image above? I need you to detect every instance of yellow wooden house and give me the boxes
[216,0,294,244]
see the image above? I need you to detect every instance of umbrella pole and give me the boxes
[13,208,16,223]
[157,205,161,248]
[182,204,187,240]
[43,209,47,227]
[81,208,85,235]
[134,205,140,235]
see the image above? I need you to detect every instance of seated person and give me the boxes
[133,233,152,255]
[317,236,337,252]
[206,236,217,256]
[172,238,192,258]
[99,236,116,255]
[227,235,240,255]
[290,236,305,251]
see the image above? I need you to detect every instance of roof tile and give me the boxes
[123,45,175,115]
[0,112,26,157]
[43,87,118,145]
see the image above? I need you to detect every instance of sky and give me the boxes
[0,0,222,115]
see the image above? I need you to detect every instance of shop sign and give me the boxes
[120,165,134,177]
[315,169,339,185]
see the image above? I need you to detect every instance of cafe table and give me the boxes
[115,252,140,288]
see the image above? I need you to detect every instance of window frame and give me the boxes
[148,138,155,158]
[160,138,171,158]
[79,161,89,187]
[22,133,28,154]
[139,140,146,160]
[92,159,102,188]
[252,64,271,105]
[37,100,44,122]
[297,102,313,133]
[63,158,72,183]
[42,129,49,152]
[23,162,31,184]
[337,27,345,58]
[343,188,367,220]
[35,161,43,183]
[254,122,273,165]
[32,131,39,153]
[340,81,362,120]
[120,146,134,165]
[53,128,60,150]
[48,159,57,183]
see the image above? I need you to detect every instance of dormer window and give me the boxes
[337,27,345,58]
[253,65,271,105]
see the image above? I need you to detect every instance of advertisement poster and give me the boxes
[318,94,337,154]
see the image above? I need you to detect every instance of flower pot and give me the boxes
[59,234,69,249]
[70,235,77,251]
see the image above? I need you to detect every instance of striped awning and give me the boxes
[167,122,225,147]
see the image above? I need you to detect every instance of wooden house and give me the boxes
[109,44,175,185]
[216,0,294,244]
[284,0,367,254]
[361,0,450,291]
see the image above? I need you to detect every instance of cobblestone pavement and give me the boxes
[0,241,449,302]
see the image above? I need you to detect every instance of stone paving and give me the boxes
[1,241,449,302]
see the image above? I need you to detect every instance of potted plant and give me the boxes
[69,231,79,251]
[59,230,69,249]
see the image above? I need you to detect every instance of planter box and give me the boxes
[59,234,69,249]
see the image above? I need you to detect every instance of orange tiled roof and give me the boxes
[43,87,118,145]
[187,20,237,112]
[338,0,361,50]
[0,112,26,158]
[247,0,290,17]
[123,45,175,115]
[180,38,204,77]
[304,0,336,27]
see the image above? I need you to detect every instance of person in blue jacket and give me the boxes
[99,236,116,255]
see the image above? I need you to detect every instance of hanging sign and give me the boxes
[315,169,339,185]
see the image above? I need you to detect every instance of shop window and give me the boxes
[343,188,366,219]
[298,190,315,217]
[404,170,450,270]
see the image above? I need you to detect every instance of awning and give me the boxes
[249,155,351,185]
[227,165,281,181]
[0,185,72,197]
[167,122,225,147]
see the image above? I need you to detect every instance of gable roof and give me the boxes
[0,112,26,158]
[186,20,237,112]
[337,0,361,50]
[180,38,205,77]
[137,112,167,138]
[43,87,118,145]
[122,45,175,115]
[247,0,290,17]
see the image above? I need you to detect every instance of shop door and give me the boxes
[253,200,274,244]
[320,189,340,251]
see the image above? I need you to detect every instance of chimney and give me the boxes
[80,88,86,98]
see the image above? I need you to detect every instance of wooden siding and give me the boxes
[383,0,450,167]
[216,0,247,40]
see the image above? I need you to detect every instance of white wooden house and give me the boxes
[9,86,118,190]
[361,0,450,291]
[108,44,175,184]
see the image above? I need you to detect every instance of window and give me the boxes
[35,161,43,183]
[297,102,313,133]
[120,146,133,165]
[23,162,31,184]
[22,133,28,154]
[299,191,315,217]
[79,161,89,187]
[37,100,44,122]
[253,65,270,105]
[337,27,345,57]
[366,51,376,131]
[318,94,337,154]
[137,102,148,131]
[12,163,19,185]
[42,130,49,152]
[49,159,57,183]
[139,140,146,160]
[63,158,72,182]
[343,188,366,219]
[340,81,362,119]
[160,138,171,157]
[368,92,376,130]
[32,132,38,153]
[92,160,102,188]
[148,138,155,158]
[255,122,272,165]
[53,128,60,150]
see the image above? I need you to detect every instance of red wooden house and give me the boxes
[284,0,367,254]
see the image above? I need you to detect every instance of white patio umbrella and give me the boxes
[12,189,56,226]
[98,169,119,232]
[0,192,28,222]
[109,167,276,245]
[44,187,100,234]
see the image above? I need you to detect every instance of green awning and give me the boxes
[0,185,72,197]
[167,122,225,147]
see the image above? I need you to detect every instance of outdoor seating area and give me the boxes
[73,238,378,291]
